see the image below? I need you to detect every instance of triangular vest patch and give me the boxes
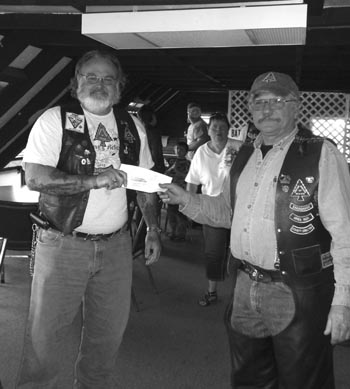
[65,112,85,133]
[291,179,310,202]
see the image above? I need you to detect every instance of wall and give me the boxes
[156,91,229,137]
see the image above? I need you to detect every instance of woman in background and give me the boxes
[186,112,241,306]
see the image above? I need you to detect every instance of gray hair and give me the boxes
[70,49,127,98]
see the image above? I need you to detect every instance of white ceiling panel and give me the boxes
[82,4,307,50]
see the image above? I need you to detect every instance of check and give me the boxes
[120,164,172,193]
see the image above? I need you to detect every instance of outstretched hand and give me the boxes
[158,183,190,206]
[96,166,127,190]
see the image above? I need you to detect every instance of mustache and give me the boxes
[77,84,121,106]
[90,87,109,97]
[258,116,280,123]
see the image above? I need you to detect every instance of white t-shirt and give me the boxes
[185,143,230,196]
[22,105,153,234]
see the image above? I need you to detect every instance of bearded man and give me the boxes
[16,50,161,388]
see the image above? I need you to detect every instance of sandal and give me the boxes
[198,291,218,307]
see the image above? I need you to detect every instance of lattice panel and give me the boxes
[228,90,350,161]
[228,90,250,137]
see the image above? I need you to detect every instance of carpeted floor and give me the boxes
[1,222,349,389]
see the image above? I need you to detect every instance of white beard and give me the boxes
[79,95,111,114]
[77,85,120,115]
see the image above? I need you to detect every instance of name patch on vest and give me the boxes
[290,224,315,235]
[65,112,85,133]
[289,212,314,224]
[289,202,314,212]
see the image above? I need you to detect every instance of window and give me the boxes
[311,118,348,158]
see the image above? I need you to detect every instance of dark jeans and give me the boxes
[224,271,335,389]
[202,224,230,281]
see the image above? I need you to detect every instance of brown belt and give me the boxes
[237,259,283,283]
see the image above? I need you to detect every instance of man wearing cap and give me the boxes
[159,71,350,388]
[185,102,209,160]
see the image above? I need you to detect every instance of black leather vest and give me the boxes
[230,131,334,287]
[39,102,140,234]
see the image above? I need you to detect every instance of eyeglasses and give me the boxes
[78,73,117,85]
[250,97,298,111]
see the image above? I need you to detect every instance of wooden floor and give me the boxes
[0,218,350,388]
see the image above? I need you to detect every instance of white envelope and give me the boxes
[120,164,172,193]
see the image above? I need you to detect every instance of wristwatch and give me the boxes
[146,226,162,234]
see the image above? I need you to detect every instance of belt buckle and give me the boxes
[87,234,101,241]
[249,268,260,282]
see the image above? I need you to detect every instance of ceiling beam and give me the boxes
[306,0,325,16]
[0,14,81,31]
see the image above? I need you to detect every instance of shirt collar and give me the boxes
[254,126,299,149]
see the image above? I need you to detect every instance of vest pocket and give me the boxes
[291,244,322,276]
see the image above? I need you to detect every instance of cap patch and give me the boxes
[262,72,277,83]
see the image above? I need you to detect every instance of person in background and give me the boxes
[185,102,210,160]
[134,104,165,245]
[137,104,165,174]
[165,141,191,241]
[159,71,350,388]
[186,112,241,307]
[16,49,161,388]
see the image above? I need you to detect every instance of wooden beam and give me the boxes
[306,0,325,16]
[0,14,81,31]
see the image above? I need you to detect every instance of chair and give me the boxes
[0,200,38,283]
[131,207,158,311]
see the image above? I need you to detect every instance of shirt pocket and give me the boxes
[262,177,277,221]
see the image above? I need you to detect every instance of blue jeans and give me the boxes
[16,227,133,389]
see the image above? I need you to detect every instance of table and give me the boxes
[0,185,39,282]
[0,185,39,204]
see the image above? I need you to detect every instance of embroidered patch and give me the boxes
[321,252,333,269]
[66,112,84,133]
[290,224,315,235]
[291,179,310,202]
[289,212,314,224]
[305,176,315,184]
[122,121,135,143]
[262,72,277,83]
[289,202,314,212]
